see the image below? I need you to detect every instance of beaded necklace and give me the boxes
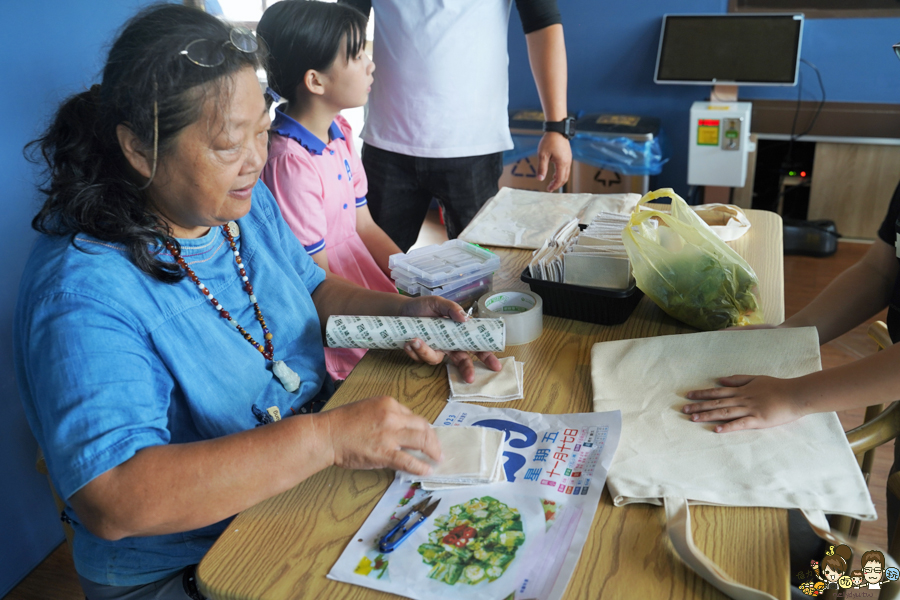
[165,222,301,392]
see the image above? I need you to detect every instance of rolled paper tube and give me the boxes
[325,315,505,352]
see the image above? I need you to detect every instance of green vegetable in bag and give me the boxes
[622,189,764,330]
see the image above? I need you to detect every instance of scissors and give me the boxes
[378,497,441,553]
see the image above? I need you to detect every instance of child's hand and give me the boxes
[398,297,502,383]
[682,374,809,433]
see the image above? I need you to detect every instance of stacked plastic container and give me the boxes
[390,240,501,309]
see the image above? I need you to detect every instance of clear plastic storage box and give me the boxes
[390,240,500,308]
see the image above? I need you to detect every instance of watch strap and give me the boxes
[542,117,576,139]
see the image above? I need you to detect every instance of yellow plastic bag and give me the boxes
[622,189,764,330]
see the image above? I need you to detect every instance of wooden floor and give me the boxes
[4,235,893,600]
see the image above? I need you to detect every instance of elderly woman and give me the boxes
[16,5,498,598]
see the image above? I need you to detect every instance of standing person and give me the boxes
[339,0,573,252]
[258,0,400,382]
[18,5,499,598]
[682,183,900,530]
[681,46,900,592]
[681,47,900,551]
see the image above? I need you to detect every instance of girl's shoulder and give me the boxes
[264,133,327,178]
[267,131,312,161]
[333,114,356,140]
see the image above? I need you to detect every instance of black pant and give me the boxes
[361,144,503,253]
[80,566,205,600]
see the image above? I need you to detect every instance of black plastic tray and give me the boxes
[520,268,643,325]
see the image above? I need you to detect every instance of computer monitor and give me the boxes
[654,14,804,86]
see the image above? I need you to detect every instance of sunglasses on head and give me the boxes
[179,26,258,68]
[140,26,259,191]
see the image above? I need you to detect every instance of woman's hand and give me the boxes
[682,374,809,433]
[321,396,441,475]
[398,296,502,383]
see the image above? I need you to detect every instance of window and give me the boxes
[187,0,313,28]
[183,1,372,43]
[729,0,900,18]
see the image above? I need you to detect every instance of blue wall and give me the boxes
[508,1,900,194]
[742,18,900,103]
[0,1,153,595]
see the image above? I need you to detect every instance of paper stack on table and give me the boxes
[447,356,524,403]
[458,187,641,250]
[528,212,650,289]
[563,212,634,289]
[527,218,580,283]
[402,426,506,490]
[576,211,631,251]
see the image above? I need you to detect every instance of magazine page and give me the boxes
[328,404,622,600]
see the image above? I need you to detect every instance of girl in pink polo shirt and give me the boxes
[258,1,401,382]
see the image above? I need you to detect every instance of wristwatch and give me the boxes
[542,116,576,139]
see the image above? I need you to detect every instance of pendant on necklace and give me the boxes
[272,360,301,393]
[168,225,299,393]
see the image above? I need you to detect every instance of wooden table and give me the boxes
[198,209,787,600]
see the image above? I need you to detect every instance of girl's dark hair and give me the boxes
[27,4,265,283]
[257,0,367,105]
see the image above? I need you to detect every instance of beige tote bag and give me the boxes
[591,328,894,599]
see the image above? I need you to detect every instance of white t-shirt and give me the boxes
[362,0,515,158]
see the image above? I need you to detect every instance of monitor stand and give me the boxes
[711,84,738,103]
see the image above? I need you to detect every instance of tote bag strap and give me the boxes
[665,498,900,600]
[664,496,779,600]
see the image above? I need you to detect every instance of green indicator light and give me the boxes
[789,171,796,176]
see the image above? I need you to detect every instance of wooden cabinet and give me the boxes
[808,142,900,239]
[744,100,900,239]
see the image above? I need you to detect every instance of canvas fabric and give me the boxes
[590,328,887,599]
